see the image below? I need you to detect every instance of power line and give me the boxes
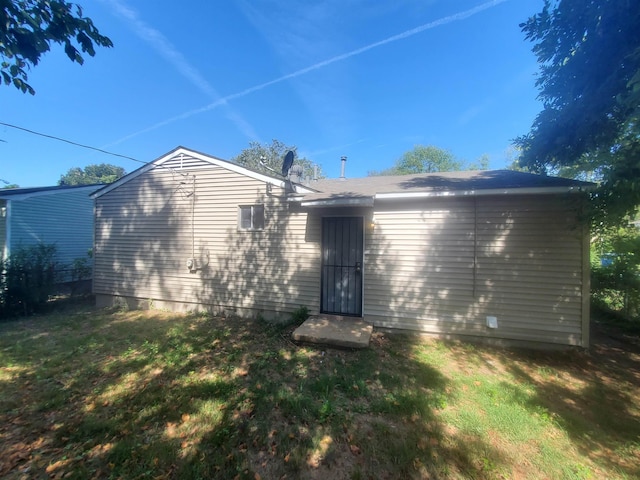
[0,120,193,180]
[0,121,147,166]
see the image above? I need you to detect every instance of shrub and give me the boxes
[591,226,640,320]
[1,243,58,317]
[290,305,309,324]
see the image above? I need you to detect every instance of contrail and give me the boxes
[108,0,509,147]
[100,0,259,141]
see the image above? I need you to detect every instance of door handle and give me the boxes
[355,262,361,273]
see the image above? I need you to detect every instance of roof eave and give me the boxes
[374,185,594,200]
[0,184,102,201]
[300,197,375,208]
[91,147,316,199]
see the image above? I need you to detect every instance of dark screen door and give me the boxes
[321,217,363,316]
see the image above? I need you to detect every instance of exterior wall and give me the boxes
[95,155,589,346]
[94,155,320,318]
[0,199,6,261]
[364,194,588,346]
[7,189,95,273]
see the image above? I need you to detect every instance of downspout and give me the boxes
[473,196,478,298]
[581,198,590,347]
[191,176,196,262]
[4,200,11,261]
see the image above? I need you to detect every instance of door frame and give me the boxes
[320,215,365,317]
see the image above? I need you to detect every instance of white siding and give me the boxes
[94,158,320,318]
[8,189,95,271]
[364,195,588,346]
[0,199,6,261]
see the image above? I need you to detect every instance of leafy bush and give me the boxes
[591,226,640,320]
[290,305,309,324]
[1,243,58,317]
[68,249,93,295]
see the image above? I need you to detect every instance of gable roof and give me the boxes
[0,184,101,201]
[298,170,596,207]
[92,146,315,199]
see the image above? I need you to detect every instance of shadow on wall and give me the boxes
[96,168,320,319]
[365,194,586,345]
[191,189,319,320]
[94,169,192,309]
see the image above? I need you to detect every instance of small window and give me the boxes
[239,204,264,230]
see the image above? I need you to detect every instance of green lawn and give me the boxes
[1,303,639,479]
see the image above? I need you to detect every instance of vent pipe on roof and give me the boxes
[340,156,347,180]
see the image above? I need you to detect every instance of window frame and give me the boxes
[238,204,265,231]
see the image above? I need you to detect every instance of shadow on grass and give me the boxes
[460,340,640,478]
[0,308,511,479]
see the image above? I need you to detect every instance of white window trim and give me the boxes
[238,204,265,231]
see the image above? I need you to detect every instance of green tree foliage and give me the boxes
[0,0,113,95]
[58,163,126,185]
[369,145,463,176]
[1,178,19,188]
[231,139,322,180]
[515,0,640,225]
[467,153,490,171]
[591,226,640,322]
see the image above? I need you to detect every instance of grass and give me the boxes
[1,304,639,479]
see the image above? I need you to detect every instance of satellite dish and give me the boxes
[282,150,294,176]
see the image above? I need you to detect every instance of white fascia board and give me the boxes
[92,147,316,198]
[293,184,316,194]
[374,186,591,200]
[173,148,316,193]
[0,185,100,201]
[184,149,286,187]
[300,197,375,208]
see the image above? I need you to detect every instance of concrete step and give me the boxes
[292,315,373,349]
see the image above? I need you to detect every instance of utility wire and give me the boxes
[0,121,147,166]
[0,120,191,178]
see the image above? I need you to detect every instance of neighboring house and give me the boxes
[0,184,100,278]
[92,147,594,347]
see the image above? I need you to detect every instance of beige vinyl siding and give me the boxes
[94,157,320,317]
[7,189,95,274]
[364,195,587,346]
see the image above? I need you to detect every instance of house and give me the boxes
[92,147,594,347]
[0,184,100,278]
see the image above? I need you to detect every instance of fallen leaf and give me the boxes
[349,444,361,455]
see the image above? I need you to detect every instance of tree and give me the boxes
[1,0,113,95]
[58,163,126,185]
[231,139,322,181]
[369,145,463,176]
[515,0,640,225]
[467,153,490,171]
[1,178,19,188]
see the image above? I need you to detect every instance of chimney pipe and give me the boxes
[340,156,347,180]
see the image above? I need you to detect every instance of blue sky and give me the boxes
[1,0,544,187]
